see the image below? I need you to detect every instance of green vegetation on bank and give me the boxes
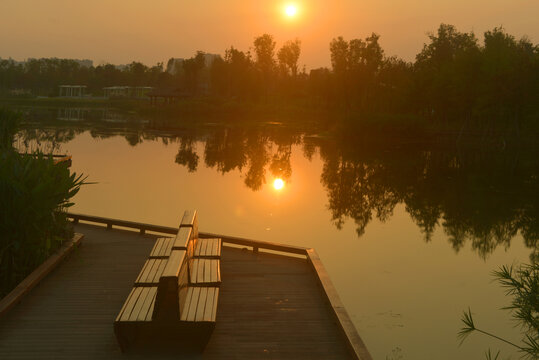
[1,24,537,135]
[0,108,84,298]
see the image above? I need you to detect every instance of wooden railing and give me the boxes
[66,212,372,360]
[67,213,308,255]
[68,213,177,235]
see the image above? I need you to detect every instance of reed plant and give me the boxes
[0,108,85,298]
[458,262,539,359]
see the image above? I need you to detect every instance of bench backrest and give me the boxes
[152,210,198,321]
[152,250,188,321]
[180,210,198,239]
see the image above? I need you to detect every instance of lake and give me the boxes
[17,114,536,359]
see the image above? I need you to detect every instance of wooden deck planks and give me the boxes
[0,223,354,359]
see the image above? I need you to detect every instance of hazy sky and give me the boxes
[1,0,537,69]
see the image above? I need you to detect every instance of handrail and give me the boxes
[67,213,177,235]
[66,213,308,255]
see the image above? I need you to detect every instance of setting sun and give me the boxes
[273,178,285,190]
[284,4,298,17]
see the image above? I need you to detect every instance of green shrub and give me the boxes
[0,109,85,298]
[0,107,20,150]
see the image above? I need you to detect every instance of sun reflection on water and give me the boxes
[273,178,285,190]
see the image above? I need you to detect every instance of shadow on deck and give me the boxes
[0,223,353,359]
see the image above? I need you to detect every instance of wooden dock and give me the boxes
[0,219,371,359]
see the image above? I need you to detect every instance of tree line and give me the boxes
[1,24,537,129]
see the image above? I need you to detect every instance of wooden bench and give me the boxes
[114,210,221,353]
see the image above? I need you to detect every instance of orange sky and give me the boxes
[1,0,537,69]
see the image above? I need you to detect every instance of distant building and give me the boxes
[26,58,93,68]
[8,88,32,96]
[166,54,220,75]
[59,85,87,98]
[103,86,154,99]
[74,59,93,68]
[166,58,184,75]
[203,53,220,67]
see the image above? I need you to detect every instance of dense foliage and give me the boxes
[0,109,84,298]
[1,24,537,131]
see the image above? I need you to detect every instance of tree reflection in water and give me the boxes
[18,121,538,261]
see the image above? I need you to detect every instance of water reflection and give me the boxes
[17,120,538,261]
[273,178,285,190]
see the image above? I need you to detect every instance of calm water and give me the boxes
[17,117,537,359]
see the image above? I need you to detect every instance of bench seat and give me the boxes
[114,285,219,352]
[189,259,221,286]
[135,259,168,286]
[116,287,157,322]
[115,286,219,324]
[194,238,222,258]
[149,237,173,259]
[114,210,220,353]
[180,287,219,322]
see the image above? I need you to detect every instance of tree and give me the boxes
[277,39,301,77]
[254,34,276,98]
[414,24,480,120]
[224,47,255,98]
[182,51,206,94]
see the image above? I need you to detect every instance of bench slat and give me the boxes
[189,259,221,286]
[162,238,173,256]
[145,290,157,321]
[186,287,201,321]
[149,237,173,258]
[195,287,208,321]
[202,288,214,322]
[204,260,211,284]
[135,260,151,284]
[198,259,205,283]
[149,238,164,258]
[130,287,151,321]
[211,288,219,321]
[213,260,221,283]
[115,287,139,322]
[135,259,168,286]
[194,238,221,258]
[152,259,168,283]
[138,287,157,321]
[119,287,143,321]
[179,287,192,321]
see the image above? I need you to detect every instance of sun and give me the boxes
[273,178,285,190]
[284,4,298,17]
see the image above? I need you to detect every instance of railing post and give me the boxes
[107,223,112,230]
